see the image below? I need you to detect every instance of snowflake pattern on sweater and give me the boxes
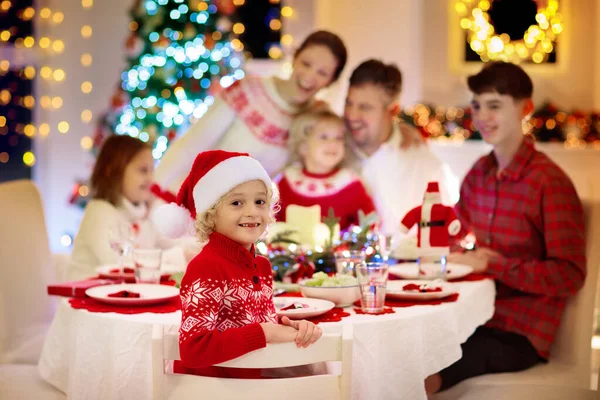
[178,232,276,370]
[180,276,276,341]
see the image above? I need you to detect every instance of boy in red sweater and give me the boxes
[157,150,322,377]
[275,108,376,230]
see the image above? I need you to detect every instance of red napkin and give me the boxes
[109,267,135,274]
[402,283,442,293]
[280,302,310,311]
[353,307,395,315]
[68,297,180,314]
[47,279,115,298]
[107,290,140,298]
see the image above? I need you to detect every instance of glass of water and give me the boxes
[334,250,365,276]
[417,254,448,280]
[355,262,389,314]
[132,249,162,284]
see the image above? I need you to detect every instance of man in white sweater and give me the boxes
[344,59,459,239]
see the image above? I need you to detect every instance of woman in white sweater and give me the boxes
[68,135,191,281]
[153,30,349,196]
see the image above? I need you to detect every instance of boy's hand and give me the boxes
[280,316,323,348]
[447,247,502,273]
[260,322,298,344]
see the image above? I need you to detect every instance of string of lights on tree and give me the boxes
[91,0,293,160]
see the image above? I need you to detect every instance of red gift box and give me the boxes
[47,279,115,298]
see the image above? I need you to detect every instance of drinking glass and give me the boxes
[108,223,134,279]
[417,254,448,280]
[334,250,365,276]
[132,248,162,284]
[355,262,389,313]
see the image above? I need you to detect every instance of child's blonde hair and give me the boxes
[194,181,280,244]
[287,108,349,166]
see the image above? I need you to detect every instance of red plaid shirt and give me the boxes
[455,138,586,358]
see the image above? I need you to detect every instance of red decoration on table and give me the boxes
[280,302,310,311]
[68,297,180,314]
[353,307,395,315]
[109,267,135,274]
[399,181,461,257]
[47,279,115,298]
[107,290,140,298]
[308,308,350,324]
[282,254,315,284]
[402,283,443,292]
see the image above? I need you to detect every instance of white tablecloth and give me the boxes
[38,280,495,400]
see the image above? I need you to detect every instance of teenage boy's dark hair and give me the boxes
[349,59,402,99]
[467,61,533,100]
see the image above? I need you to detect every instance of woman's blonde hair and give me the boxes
[287,108,350,166]
[194,180,280,244]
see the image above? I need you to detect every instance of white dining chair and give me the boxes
[151,323,353,400]
[0,180,58,364]
[0,180,66,399]
[433,198,600,399]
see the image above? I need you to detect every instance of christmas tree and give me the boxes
[94,0,245,158]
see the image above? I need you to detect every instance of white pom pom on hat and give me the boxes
[152,150,272,238]
[151,202,192,239]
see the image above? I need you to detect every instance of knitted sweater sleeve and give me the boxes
[178,258,267,368]
[154,96,238,193]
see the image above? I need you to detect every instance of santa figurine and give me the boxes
[399,181,461,259]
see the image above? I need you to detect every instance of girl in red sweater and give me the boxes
[155,150,322,377]
[275,109,376,230]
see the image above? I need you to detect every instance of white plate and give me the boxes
[96,263,182,280]
[386,280,457,301]
[274,297,335,319]
[85,283,180,306]
[388,262,473,280]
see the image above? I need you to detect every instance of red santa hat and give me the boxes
[426,181,439,193]
[152,150,272,238]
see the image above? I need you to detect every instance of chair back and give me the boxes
[550,199,600,373]
[0,180,56,363]
[152,323,353,400]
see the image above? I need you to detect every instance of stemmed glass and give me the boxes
[108,223,134,281]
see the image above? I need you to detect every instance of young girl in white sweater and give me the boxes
[68,135,191,281]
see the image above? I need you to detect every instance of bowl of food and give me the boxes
[299,272,360,307]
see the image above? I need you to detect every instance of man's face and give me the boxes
[344,83,393,152]
[471,92,529,147]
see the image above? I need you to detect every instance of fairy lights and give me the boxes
[455,0,563,63]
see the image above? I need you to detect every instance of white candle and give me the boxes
[285,204,321,246]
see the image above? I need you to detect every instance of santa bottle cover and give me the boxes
[399,181,461,258]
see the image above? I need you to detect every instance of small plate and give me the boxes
[388,262,473,280]
[274,297,335,319]
[96,263,182,280]
[386,280,457,301]
[85,283,179,306]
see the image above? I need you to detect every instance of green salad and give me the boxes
[302,272,358,287]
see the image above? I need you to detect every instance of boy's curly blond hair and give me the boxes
[287,108,350,167]
[194,181,280,245]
